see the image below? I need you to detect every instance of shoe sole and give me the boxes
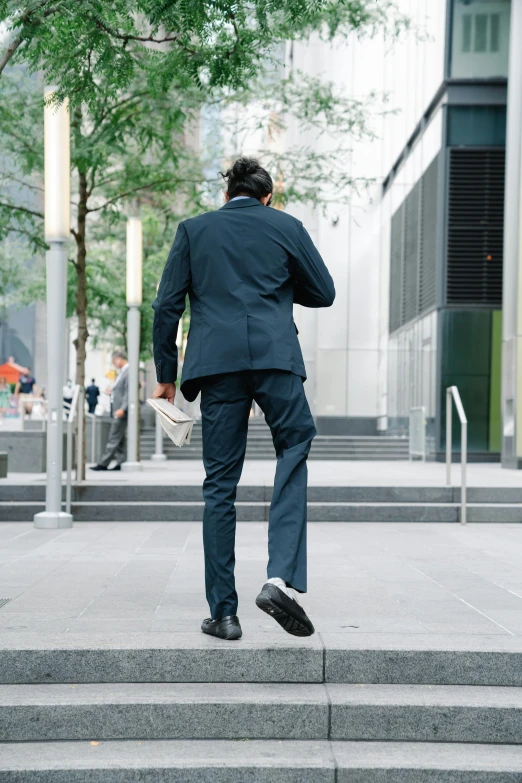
[255,591,314,637]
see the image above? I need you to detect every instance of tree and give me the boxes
[0,1,408,386]
[0,68,206,388]
[0,2,409,104]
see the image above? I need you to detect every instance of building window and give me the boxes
[450,0,510,78]
[447,105,506,146]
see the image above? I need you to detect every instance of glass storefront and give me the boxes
[440,309,502,453]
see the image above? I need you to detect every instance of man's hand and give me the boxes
[114,408,125,419]
[153,382,176,405]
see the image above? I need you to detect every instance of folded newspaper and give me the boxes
[146,398,194,447]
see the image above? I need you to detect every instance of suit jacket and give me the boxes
[111,365,128,418]
[152,197,335,402]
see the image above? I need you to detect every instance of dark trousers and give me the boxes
[200,370,316,620]
[87,401,97,414]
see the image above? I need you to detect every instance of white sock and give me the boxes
[267,577,301,604]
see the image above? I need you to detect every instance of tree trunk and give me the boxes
[72,146,89,476]
[73,169,89,391]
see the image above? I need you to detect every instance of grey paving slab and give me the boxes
[327,683,522,743]
[0,522,522,641]
[0,739,336,783]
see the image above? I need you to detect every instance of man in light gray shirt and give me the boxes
[90,351,128,472]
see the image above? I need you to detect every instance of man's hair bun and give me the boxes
[221,157,273,202]
[233,158,261,177]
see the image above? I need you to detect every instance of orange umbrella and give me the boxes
[0,362,23,384]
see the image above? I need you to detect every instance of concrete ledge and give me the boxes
[0,633,323,684]
[334,741,522,781]
[2,633,522,687]
[0,682,329,741]
[0,740,336,782]
[0,433,68,473]
[315,417,378,436]
[1,740,521,782]
[323,634,522,686]
[328,683,522,743]
[6,484,522,504]
[1,682,521,744]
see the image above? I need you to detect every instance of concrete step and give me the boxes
[140,428,410,461]
[2,634,522,686]
[1,740,522,781]
[1,682,521,743]
[140,452,410,461]
[4,500,522,522]
[5,485,521,504]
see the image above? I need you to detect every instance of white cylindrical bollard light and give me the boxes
[151,413,167,461]
[34,88,72,529]
[122,216,143,472]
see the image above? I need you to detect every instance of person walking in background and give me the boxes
[86,378,100,414]
[0,377,10,421]
[152,157,335,641]
[14,367,36,417]
[90,352,128,472]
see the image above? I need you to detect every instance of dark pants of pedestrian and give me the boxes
[88,402,96,414]
[200,369,316,620]
[98,418,127,467]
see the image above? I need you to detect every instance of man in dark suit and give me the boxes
[86,378,100,415]
[152,158,335,640]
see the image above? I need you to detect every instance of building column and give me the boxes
[502,0,522,468]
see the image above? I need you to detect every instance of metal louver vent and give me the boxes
[447,148,505,305]
[420,157,438,312]
[402,181,421,324]
[389,154,439,333]
[389,204,403,333]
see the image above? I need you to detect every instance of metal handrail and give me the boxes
[86,411,97,464]
[446,386,467,525]
[65,384,84,515]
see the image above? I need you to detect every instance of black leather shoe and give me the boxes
[108,465,121,471]
[256,583,315,637]
[89,465,108,471]
[201,615,242,640]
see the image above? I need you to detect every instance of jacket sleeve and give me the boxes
[290,222,336,308]
[152,223,191,383]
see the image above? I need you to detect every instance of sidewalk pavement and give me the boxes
[1,520,521,638]
[1,459,522,486]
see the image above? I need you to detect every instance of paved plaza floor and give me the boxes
[1,519,522,639]
[2,458,522,486]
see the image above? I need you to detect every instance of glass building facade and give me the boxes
[386,0,510,458]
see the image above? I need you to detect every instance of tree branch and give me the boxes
[86,179,172,212]
[0,200,43,220]
[94,18,182,46]
[0,1,58,76]
[93,18,198,55]
[0,174,44,193]
[0,35,24,77]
